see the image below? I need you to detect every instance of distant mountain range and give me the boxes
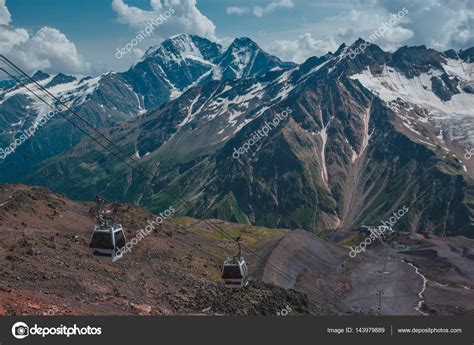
[0,34,293,175]
[0,34,473,237]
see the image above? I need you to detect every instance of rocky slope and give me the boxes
[0,184,318,315]
[0,34,293,180]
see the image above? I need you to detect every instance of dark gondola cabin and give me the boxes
[89,224,126,260]
[221,256,249,288]
[221,236,249,288]
[89,196,126,262]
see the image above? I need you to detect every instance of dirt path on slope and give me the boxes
[341,242,422,315]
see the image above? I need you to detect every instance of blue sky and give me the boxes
[1,0,473,76]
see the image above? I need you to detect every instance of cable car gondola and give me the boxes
[89,196,126,262]
[221,236,249,288]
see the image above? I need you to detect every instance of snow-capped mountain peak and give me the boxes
[143,33,221,65]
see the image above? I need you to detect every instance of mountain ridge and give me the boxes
[0,34,294,179]
[1,35,473,237]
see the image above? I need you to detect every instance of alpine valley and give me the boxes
[0,34,473,237]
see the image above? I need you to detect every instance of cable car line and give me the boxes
[221,236,249,288]
[0,62,260,253]
[0,55,151,177]
[89,195,127,261]
[0,63,193,218]
[1,58,394,312]
[0,65,171,205]
[0,67,148,179]
[0,64,326,305]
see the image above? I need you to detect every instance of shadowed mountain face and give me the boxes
[1,38,473,237]
[0,34,293,179]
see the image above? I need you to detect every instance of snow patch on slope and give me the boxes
[350,63,474,146]
[319,123,329,184]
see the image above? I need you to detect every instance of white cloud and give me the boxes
[402,0,474,50]
[267,33,339,63]
[0,0,11,25]
[13,27,90,74]
[331,0,473,51]
[0,2,89,74]
[380,26,414,50]
[0,26,28,51]
[226,0,293,17]
[132,48,145,59]
[328,9,414,52]
[284,0,472,64]
[112,0,166,26]
[253,0,294,17]
[0,26,89,75]
[112,0,216,40]
[226,6,249,15]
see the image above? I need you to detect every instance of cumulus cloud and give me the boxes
[112,0,216,40]
[226,0,293,17]
[267,33,339,63]
[14,27,90,73]
[0,26,28,51]
[0,1,89,74]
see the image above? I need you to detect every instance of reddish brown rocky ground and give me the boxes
[0,184,318,316]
